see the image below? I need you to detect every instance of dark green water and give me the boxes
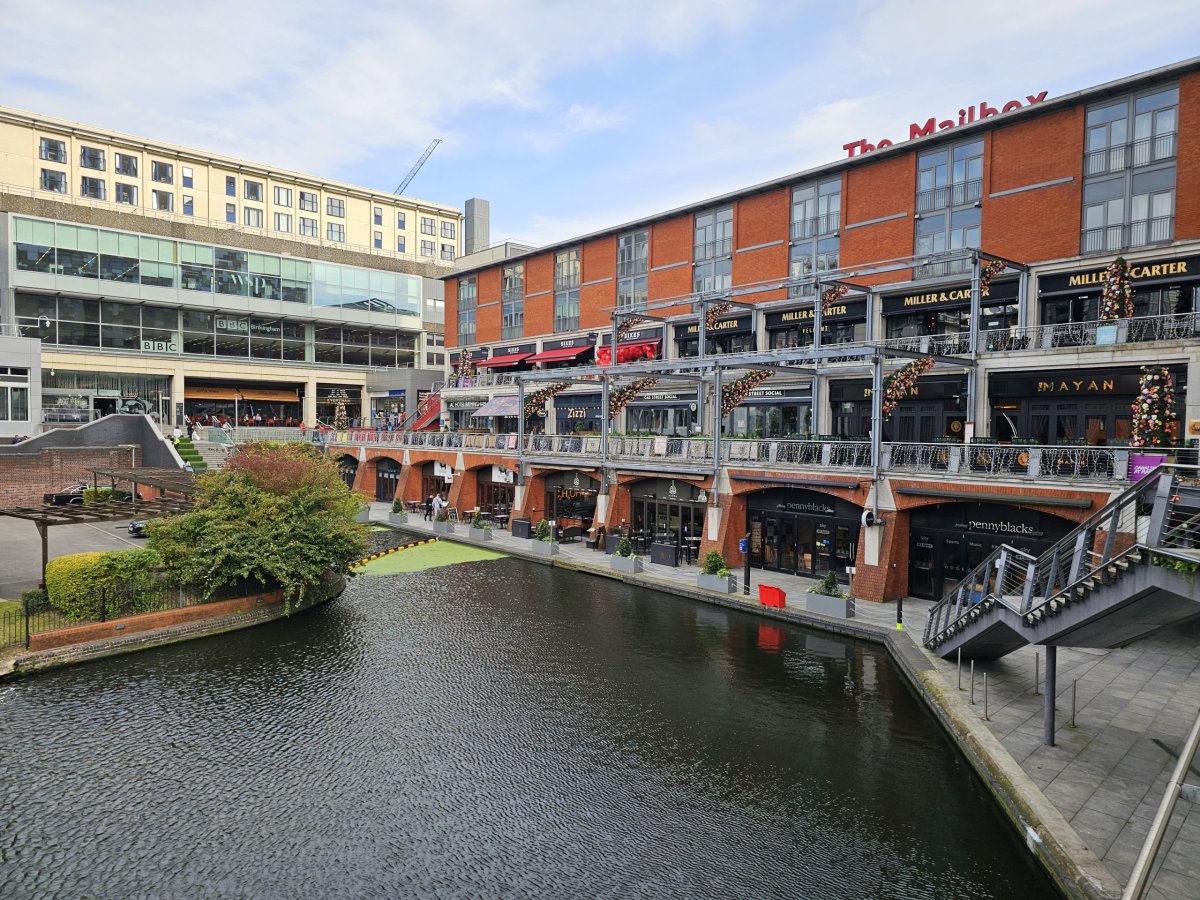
[0,556,1059,898]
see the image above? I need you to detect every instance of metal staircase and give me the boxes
[924,464,1200,662]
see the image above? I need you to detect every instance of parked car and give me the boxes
[42,483,134,505]
[127,518,157,537]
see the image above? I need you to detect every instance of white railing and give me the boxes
[981,312,1200,353]
[442,372,518,390]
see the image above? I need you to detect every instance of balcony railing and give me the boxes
[915,178,982,212]
[1081,216,1174,255]
[443,372,518,390]
[873,331,972,357]
[981,312,1200,353]
[693,238,733,261]
[1084,132,1178,176]
[913,255,972,279]
[789,213,840,240]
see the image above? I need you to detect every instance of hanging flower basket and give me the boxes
[704,301,733,330]
[881,358,935,418]
[615,315,646,342]
[1130,365,1177,448]
[524,382,571,419]
[979,258,1007,297]
[820,284,848,315]
[1099,257,1134,321]
[721,370,774,417]
[607,377,659,421]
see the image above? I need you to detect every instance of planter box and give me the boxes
[528,539,558,557]
[697,572,736,593]
[433,520,454,534]
[354,507,371,524]
[651,542,679,567]
[611,555,642,575]
[388,512,408,525]
[468,526,493,541]
[808,593,855,618]
[511,518,533,540]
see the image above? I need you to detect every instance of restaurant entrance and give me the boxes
[543,471,598,530]
[421,461,451,505]
[476,465,516,521]
[747,488,860,582]
[375,457,401,502]
[629,478,707,558]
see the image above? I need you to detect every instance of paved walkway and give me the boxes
[373,504,1200,899]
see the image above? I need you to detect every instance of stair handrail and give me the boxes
[923,544,1037,645]
[397,391,440,431]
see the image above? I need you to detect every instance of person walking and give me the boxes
[424,493,435,521]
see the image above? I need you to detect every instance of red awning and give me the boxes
[596,340,660,365]
[476,353,533,369]
[526,345,592,364]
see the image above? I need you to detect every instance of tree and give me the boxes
[149,442,367,607]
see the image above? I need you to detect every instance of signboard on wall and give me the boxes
[1130,454,1167,482]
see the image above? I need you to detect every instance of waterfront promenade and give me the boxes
[375,504,1200,900]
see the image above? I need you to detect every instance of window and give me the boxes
[151,190,173,211]
[397,236,407,253]
[114,153,137,177]
[299,190,318,212]
[440,243,455,261]
[226,203,237,223]
[151,161,173,184]
[788,235,839,298]
[457,275,477,344]
[275,212,292,232]
[374,206,383,225]
[501,263,524,339]
[374,231,383,249]
[40,169,66,193]
[299,216,317,237]
[420,240,435,257]
[116,183,138,205]
[326,197,345,217]
[553,248,580,331]
[420,216,435,235]
[617,229,649,309]
[80,146,105,170]
[182,166,193,188]
[225,176,236,196]
[441,221,456,239]
[327,222,345,242]
[39,137,66,163]
[397,212,406,229]
[791,178,840,239]
[80,176,106,200]
[913,138,982,276]
[183,194,194,216]
[244,207,263,228]
[244,180,263,202]
[274,186,292,206]
[694,205,733,260]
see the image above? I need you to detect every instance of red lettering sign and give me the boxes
[844,92,1048,157]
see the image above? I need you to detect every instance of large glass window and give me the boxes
[115,183,137,205]
[0,368,31,422]
[694,206,733,260]
[457,275,477,345]
[39,137,66,163]
[274,186,293,206]
[244,180,263,202]
[420,216,435,235]
[299,216,317,237]
[80,146,105,170]
[151,190,173,212]
[914,139,982,276]
[617,228,649,309]
[80,176,106,200]
[502,262,524,339]
[299,191,318,212]
[40,169,66,193]
[327,222,345,242]
[275,212,292,233]
[244,207,264,228]
[554,247,581,332]
[151,161,173,184]
[326,197,345,217]
[114,153,137,177]
[791,178,840,239]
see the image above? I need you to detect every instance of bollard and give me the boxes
[1034,651,1040,696]
[896,596,904,631]
[957,648,963,691]
[984,673,989,721]
[970,660,976,705]
[1071,679,1077,728]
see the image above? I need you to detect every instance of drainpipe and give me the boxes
[870,354,883,523]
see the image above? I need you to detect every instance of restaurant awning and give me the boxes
[472,395,521,417]
[184,386,239,400]
[526,346,592,364]
[238,388,300,402]
[477,353,533,369]
[596,340,660,365]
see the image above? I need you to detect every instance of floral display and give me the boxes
[523,382,571,419]
[979,258,1007,297]
[615,315,646,342]
[329,388,350,431]
[704,301,733,330]
[1099,256,1135,321]
[1130,365,1177,448]
[820,283,848,315]
[721,369,774,417]
[607,377,660,421]
[881,358,935,418]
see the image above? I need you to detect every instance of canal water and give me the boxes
[1,556,1060,898]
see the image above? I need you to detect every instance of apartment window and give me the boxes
[420,216,435,235]
[790,178,840,239]
[183,195,194,216]
[326,197,345,217]
[80,146,105,170]
[552,248,581,331]
[374,206,383,225]
[182,166,193,188]
[616,229,649,309]
[693,206,733,295]
[457,274,477,344]
[80,176,106,200]
[275,212,292,233]
[244,180,263,202]
[420,240,435,257]
[151,190,173,211]
[440,243,455,261]
[40,169,66,193]
[299,190,318,212]
[425,332,446,367]
[114,153,137,177]
[226,203,237,223]
[39,137,66,163]
[244,207,263,228]
[374,231,383,249]
[397,236,407,253]
[397,212,406,229]
[788,236,839,298]
[274,186,293,206]
[441,221,456,239]
[916,139,982,213]
[501,262,524,339]
[327,222,345,242]
[151,161,173,184]
[225,176,236,196]
[116,183,138,205]
[1081,86,1177,253]
[299,216,317,237]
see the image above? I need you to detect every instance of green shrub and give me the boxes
[534,518,552,542]
[44,549,163,620]
[82,487,115,505]
[391,497,404,514]
[471,510,489,529]
[435,509,450,522]
[616,534,633,557]
[701,549,726,575]
[808,571,846,598]
[716,566,732,577]
[20,587,48,611]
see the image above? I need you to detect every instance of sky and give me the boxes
[1,0,1199,249]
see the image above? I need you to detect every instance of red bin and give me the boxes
[758,585,786,608]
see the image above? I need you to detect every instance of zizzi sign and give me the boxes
[843,92,1049,157]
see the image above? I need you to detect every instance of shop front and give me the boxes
[445,396,487,431]
[747,487,860,581]
[1038,254,1199,345]
[829,375,967,442]
[766,301,867,349]
[725,384,811,438]
[554,392,602,435]
[526,334,596,370]
[625,389,699,436]
[476,341,537,372]
[882,279,1018,349]
[596,325,663,365]
[907,501,1077,599]
[43,370,172,423]
[182,381,302,425]
[543,471,598,530]
[375,457,401,501]
[421,461,452,503]
[674,314,755,357]
[369,390,406,426]
[989,366,1186,445]
[629,478,707,558]
[477,464,516,517]
[316,385,362,428]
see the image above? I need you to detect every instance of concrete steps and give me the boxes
[193,440,233,471]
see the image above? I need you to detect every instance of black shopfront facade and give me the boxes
[989,365,1186,445]
[908,501,1077,599]
[766,301,867,349]
[555,392,602,435]
[829,374,968,442]
[882,279,1019,346]
[675,314,756,357]
[725,385,812,438]
[625,389,699,436]
[543,470,598,528]
[747,487,860,581]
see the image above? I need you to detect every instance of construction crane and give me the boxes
[394,138,442,196]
